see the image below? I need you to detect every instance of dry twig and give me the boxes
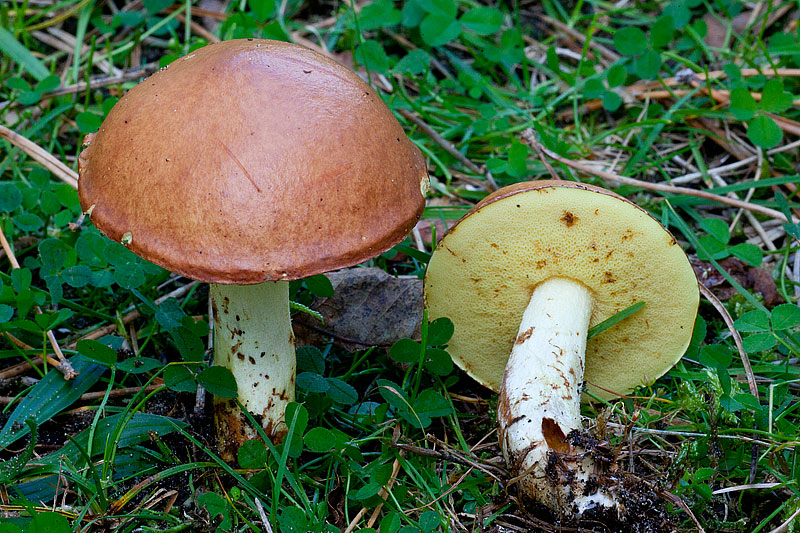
[0,229,76,379]
[397,109,498,190]
[697,285,758,398]
[0,383,163,405]
[542,16,620,64]
[392,434,507,483]
[0,125,78,189]
[344,457,402,532]
[0,356,45,380]
[522,129,793,223]
[698,283,760,484]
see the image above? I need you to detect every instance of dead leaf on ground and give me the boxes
[326,486,346,529]
[703,11,753,50]
[693,257,784,307]
[293,267,422,351]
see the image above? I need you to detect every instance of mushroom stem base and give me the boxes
[211,281,295,462]
[498,277,619,517]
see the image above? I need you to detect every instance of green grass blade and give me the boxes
[0,356,105,448]
[588,302,646,339]
[666,202,768,313]
[0,27,50,81]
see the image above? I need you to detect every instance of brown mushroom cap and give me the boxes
[78,39,428,283]
[424,180,699,400]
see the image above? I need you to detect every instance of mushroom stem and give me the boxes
[211,281,295,462]
[498,277,618,516]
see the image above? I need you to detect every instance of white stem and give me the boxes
[211,281,295,462]
[498,277,619,516]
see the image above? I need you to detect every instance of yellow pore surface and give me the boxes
[424,184,699,400]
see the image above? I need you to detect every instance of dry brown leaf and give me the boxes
[294,267,422,351]
[703,11,753,49]
[693,257,784,307]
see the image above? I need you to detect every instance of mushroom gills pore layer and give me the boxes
[498,277,618,515]
[211,281,296,462]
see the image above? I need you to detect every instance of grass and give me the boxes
[1,0,800,531]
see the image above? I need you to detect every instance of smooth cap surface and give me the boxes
[424,180,699,399]
[78,39,428,283]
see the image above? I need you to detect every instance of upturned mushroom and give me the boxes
[78,39,428,461]
[424,181,698,517]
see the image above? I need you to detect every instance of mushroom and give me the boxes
[424,181,698,517]
[78,39,428,461]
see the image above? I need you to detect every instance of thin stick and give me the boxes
[166,5,227,20]
[689,117,754,162]
[698,285,758,397]
[523,130,793,223]
[0,125,78,189]
[0,383,162,404]
[344,458,401,532]
[647,68,800,90]
[0,282,197,380]
[542,16,620,63]
[3,331,62,369]
[768,113,800,137]
[22,0,92,31]
[682,76,800,138]
[175,13,219,43]
[40,28,121,76]
[768,504,800,533]
[698,283,760,484]
[67,309,141,348]
[0,356,44,380]
[657,88,800,107]
[658,488,706,533]
[65,281,196,349]
[0,234,22,272]
[712,482,782,495]
[531,140,562,181]
[397,109,498,190]
[139,488,177,514]
[403,466,473,513]
[568,74,800,119]
[392,438,506,483]
[42,68,148,98]
[0,229,76,378]
[343,505,368,533]
[4,331,34,351]
[669,156,757,185]
[605,423,773,446]
[366,458,402,528]
[254,498,274,533]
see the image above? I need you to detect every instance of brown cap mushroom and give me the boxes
[424,180,698,517]
[79,39,427,283]
[78,39,428,461]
